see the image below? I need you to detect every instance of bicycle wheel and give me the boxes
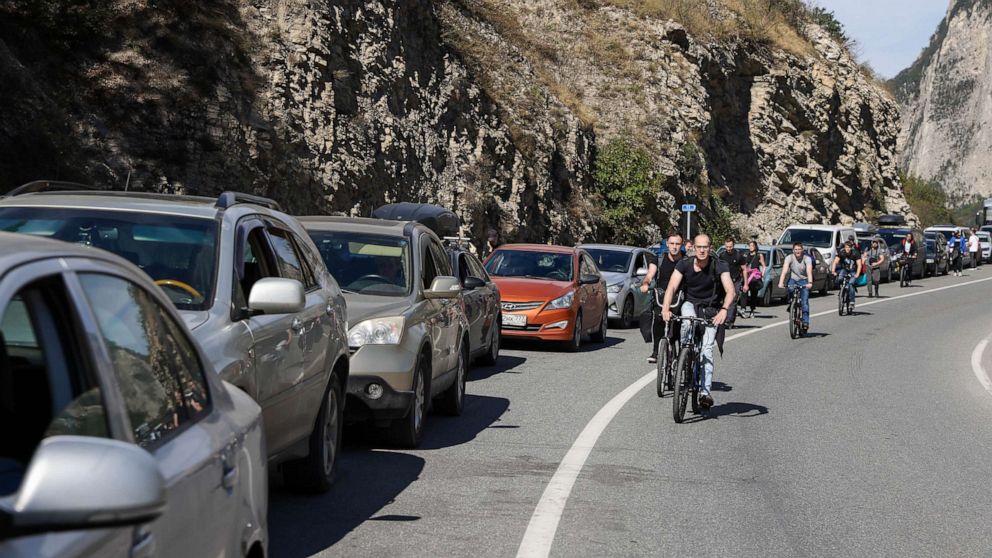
[672,347,692,423]
[656,340,669,397]
[789,300,799,339]
[837,288,845,316]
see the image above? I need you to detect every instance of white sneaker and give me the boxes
[647,355,657,364]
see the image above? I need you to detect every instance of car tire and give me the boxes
[480,323,500,365]
[591,308,608,343]
[388,357,427,448]
[565,313,582,352]
[283,373,342,493]
[619,296,634,329]
[761,285,772,307]
[819,280,828,296]
[437,342,467,416]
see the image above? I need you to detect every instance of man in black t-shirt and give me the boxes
[662,234,736,410]
[717,237,746,327]
[641,231,683,363]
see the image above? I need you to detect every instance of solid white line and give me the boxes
[971,337,992,395]
[516,274,992,558]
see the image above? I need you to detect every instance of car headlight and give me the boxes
[348,317,404,348]
[607,282,623,294]
[546,291,574,310]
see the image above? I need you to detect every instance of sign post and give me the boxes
[681,204,697,240]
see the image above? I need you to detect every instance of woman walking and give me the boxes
[743,240,766,317]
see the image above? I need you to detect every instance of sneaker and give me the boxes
[699,393,714,410]
[647,355,657,364]
[802,322,809,334]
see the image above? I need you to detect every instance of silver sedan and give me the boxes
[0,233,267,558]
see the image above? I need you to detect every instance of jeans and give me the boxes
[680,301,716,396]
[786,278,810,324]
[835,269,856,304]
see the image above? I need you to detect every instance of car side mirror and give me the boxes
[635,267,648,277]
[425,276,461,300]
[248,278,305,314]
[579,274,600,285]
[0,436,165,539]
[463,276,486,291]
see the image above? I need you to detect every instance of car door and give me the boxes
[0,265,132,558]
[772,248,787,298]
[454,252,484,353]
[72,270,238,558]
[419,235,450,378]
[578,253,605,328]
[465,253,498,352]
[428,236,459,373]
[233,218,306,455]
[265,222,332,444]
[632,251,652,315]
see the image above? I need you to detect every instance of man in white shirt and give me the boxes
[969,228,981,270]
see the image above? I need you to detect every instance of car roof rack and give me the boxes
[4,180,97,197]
[215,191,282,211]
[443,236,473,249]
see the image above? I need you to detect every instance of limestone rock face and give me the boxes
[0,0,911,246]
[894,0,992,201]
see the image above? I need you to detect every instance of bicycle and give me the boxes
[787,285,805,339]
[898,255,914,287]
[837,273,854,316]
[671,315,714,423]
[655,320,678,397]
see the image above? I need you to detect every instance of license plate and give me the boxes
[926,258,934,263]
[502,313,526,327]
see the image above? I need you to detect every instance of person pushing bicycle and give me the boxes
[778,241,814,334]
[662,233,736,410]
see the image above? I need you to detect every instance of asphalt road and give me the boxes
[269,268,992,557]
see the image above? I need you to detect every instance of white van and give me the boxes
[777,224,858,269]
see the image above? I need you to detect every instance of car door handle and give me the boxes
[130,528,155,558]
[292,318,304,332]
[222,462,238,491]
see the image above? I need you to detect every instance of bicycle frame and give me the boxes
[671,315,713,422]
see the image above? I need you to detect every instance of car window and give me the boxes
[0,276,108,497]
[291,232,321,289]
[309,230,411,296]
[580,255,598,276]
[235,224,279,312]
[779,229,833,248]
[485,249,574,281]
[457,254,471,284]
[422,240,439,291]
[79,274,209,449]
[0,208,218,311]
[584,248,632,273]
[268,228,306,285]
[428,239,451,276]
[466,254,488,281]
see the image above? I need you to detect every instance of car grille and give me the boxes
[501,301,543,312]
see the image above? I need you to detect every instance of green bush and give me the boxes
[700,196,740,247]
[593,136,661,245]
[900,172,953,228]
[807,6,850,46]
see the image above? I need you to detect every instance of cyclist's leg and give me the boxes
[679,301,697,346]
[699,324,716,396]
[799,279,810,325]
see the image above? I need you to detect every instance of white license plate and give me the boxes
[502,313,527,327]
[926,259,934,263]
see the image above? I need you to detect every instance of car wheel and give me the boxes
[480,323,500,365]
[283,373,342,493]
[619,296,634,329]
[565,313,582,352]
[437,342,467,416]
[761,285,772,307]
[819,279,828,296]
[388,357,427,448]
[591,307,608,343]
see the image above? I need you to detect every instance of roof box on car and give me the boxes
[877,214,906,227]
[372,202,460,237]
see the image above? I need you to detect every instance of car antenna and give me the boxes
[124,170,131,192]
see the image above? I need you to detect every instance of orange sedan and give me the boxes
[483,244,608,351]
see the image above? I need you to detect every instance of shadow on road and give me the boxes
[470,355,527,381]
[268,449,426,557]
[802,332,830,338]
[419,394,511,450]
[700,401,768,419]
[711,381,733,392]
[502,335,625,353]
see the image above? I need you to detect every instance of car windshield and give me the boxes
[978,233,991,242]
[779,229,833,248]
[878,230,909,248]
[308,231,411,296]
[583,249,631,273]
[0,207,217,310]
[485,250,574,281]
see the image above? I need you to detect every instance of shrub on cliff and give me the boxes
[593,136,661,245]
[901,172,953,227]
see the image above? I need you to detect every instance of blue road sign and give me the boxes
[681,204,697,212]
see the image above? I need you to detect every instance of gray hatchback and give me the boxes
[0,185,349,492]
[0,233,267,558]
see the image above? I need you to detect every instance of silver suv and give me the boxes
[0,232,266,557]
[0,183,349,492]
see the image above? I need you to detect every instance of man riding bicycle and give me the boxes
[641,231,683,363]
[831,241,863,306]
[662,234,735,410]
[777,241,814,334]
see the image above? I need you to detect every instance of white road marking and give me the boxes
[971,337,992,395]
[516,274,992,558]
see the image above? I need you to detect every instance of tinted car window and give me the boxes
[465,254,489,281]
[584,249,633,273]
[486,250,574,281]
[268,228,306,284]
[0,208,218,310]
[779,229,833,248]
[80,274,209,448]
[0,277,108,496]
[309,231,411,296]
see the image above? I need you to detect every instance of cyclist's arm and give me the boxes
[805,260,813,286]
[715,272,736,326]
[662,269,684,321]
[830,256,839,275]
[639,262,658,293]
[856,258,863,275]
[777,256,788,289]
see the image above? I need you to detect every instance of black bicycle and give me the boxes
[787,285,805,339]
[837,273,854,316]
[898,255,914,287]
[655,320,678,397]
[672,315,714,423]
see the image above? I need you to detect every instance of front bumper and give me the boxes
[607,291,620,318]
[345,343,419,420]
[501,307,576,342]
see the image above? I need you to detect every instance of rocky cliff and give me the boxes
[893,0,992,202]
[0,0,912,245]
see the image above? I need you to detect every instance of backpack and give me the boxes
[804,250,817,279]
